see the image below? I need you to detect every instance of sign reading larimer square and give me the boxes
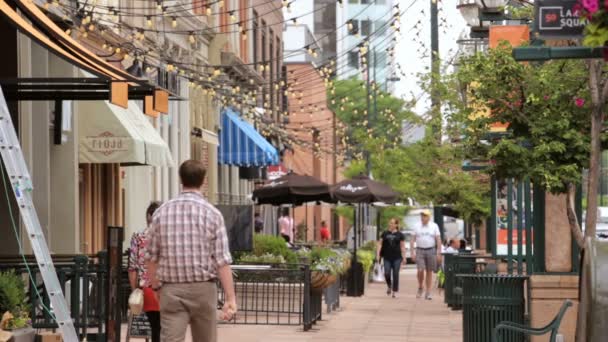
[535,0,588,39]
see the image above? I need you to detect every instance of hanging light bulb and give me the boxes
[229,11,236,22]
[213,68,221,77]
[337,0,343,8]
[172,17,177,28]
[347,20,353,31]
[156,1,162,10]
[43,0,50,10]
[82,31,88,38]
[112,11,119,22]
[218,0,224,8]
[88,24,95,31]
[189,32,196,44]
[146,16,153,27]
[146,66,152,73]
[205,7,212,15]
[65,28,72,35]
[241,31,247,40]
[115,47,121,54]
[259,64,265,72]
[292,18,298,26]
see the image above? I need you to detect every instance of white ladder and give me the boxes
[0,87,79,341]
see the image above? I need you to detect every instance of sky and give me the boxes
[393,0,466,115]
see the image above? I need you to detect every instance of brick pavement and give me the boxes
[123,266,462,342]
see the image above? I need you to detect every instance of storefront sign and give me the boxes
[84,131,129,156]
[535,0,588,39]
[267,165,287,180]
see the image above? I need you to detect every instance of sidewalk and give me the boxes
[216,266,462,342]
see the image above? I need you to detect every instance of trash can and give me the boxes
[459,274,528,342]
[444,254,478,309]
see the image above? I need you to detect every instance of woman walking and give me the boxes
[376,218,406,298]
[128,201,162,342]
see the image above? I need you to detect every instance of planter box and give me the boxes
[6,327,35,342]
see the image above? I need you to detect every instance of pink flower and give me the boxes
[582,0,599,13]
[575,98,585,107]
[544,95,550,100]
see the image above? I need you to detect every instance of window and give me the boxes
[269,30,274,113]
[253,11,259,65]
[361,20,372,36]
[276,37,281,115]
[348,0,358,3]
[375,20,388,36]
[348,51,358,69]
[349,20,359,35]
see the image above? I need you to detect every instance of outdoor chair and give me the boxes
[492,300,573,342]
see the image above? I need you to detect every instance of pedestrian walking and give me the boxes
[278,207,294,244]
[128,201,162,342]
[376,218,406,298]
[411,209,442,300]
[146,160,237,342]
[319,220,331,243]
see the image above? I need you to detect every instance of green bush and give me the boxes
[357,250,375,274]
[238,253,286,264]
[252,234,298,264]
[360,240,378,253]
[0,271,30,329]
[0,271,27,315]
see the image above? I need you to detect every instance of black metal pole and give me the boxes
[430,0,440,141]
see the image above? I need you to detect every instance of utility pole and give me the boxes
[430,0,440,142]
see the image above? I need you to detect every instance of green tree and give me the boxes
[328,79,490,226]
[450,45,596,247]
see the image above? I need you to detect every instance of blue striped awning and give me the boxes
[219,108,279,166]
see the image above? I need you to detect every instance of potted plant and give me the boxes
[0,271,34,342]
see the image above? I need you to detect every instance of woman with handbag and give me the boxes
[128,201,162,342]
[376,218,406,298]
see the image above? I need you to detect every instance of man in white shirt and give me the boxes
[411,209,442,300]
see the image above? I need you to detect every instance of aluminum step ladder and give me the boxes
[0,87,79,341]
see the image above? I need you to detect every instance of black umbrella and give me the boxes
[331,175,400,297]
[331,175,399,204]
[252,173,332,206]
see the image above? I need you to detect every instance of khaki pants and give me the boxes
[159,282,217,342]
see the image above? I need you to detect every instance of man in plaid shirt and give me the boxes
[146,160,237,342]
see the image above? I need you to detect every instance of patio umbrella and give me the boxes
[331,175,400,297]
[252,172,332,206]
[330,175,399,204]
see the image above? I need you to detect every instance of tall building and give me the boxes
[337,0,397,93]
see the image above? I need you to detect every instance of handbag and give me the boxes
[372,262,385,283]
[129,288,144,315]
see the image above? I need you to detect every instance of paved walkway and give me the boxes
[123,266,462,341]
[216,266,462,342]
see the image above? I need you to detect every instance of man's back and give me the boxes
[147,191,232,284]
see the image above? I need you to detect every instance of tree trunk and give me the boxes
[585,60,605,241]
[566,183,585,249]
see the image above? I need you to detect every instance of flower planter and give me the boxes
[5,327,35,342]
[311,271,329,289]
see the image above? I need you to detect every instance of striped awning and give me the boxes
[219,108,279,167]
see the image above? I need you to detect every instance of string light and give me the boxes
[146,16,153,27]
[229,11,236,22]
[172,17,177,28]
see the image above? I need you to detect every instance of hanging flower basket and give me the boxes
[310,271,329,289]
[578,0,608,59]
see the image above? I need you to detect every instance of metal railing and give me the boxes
[0,253,110,341]
[217,263,321,331]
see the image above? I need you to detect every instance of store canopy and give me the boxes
[78,100,174,167]
[219,108,279,167]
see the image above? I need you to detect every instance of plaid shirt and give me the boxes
[145,191,233,283]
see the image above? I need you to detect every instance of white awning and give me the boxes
[78,100,175,167]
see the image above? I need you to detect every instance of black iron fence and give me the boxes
[0,253,111,341]
[217,264,322,331]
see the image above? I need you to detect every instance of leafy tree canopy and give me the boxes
[449,45,593,194]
